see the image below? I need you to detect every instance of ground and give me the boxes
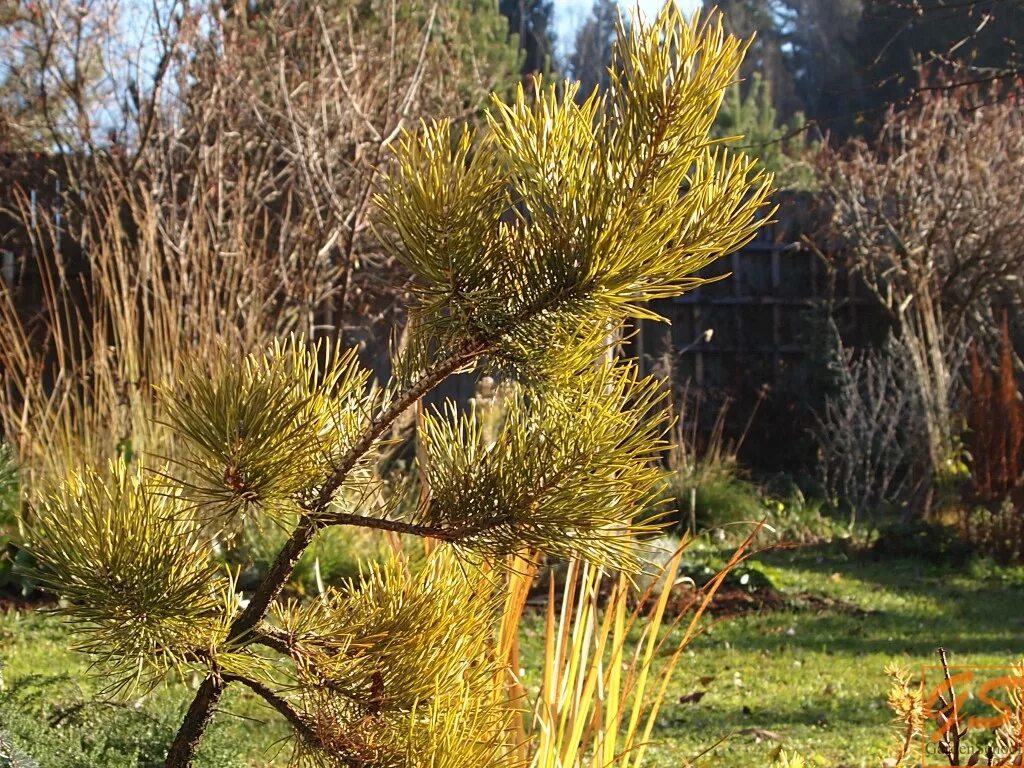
[638,544,1024,767]
[2,543,1022,767]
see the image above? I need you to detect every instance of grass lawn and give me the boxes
[635,544,1024,767]
[2,543,1023,766]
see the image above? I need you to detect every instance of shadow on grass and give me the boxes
[665,691,882,731]
[697,543,1024,658]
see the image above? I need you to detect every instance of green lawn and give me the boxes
[0,609,287,767]
[2,545,1022,767]
[635,544,1024,767]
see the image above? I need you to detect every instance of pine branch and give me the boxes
[165,342,489,767]
[235,342,489,639]
[164,677,226,767]
[320,511,449,537]
[248,626,402,710]
[223,518,322,654]
[223,675,320,747]
[304,340,490,517]
[317,510,500,541]
[251,626,294,656]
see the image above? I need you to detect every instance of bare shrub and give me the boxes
[0,0,517,485]
[815,79,1024,509]
[816,330,928,529]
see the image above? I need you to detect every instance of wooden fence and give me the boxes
[1,177,882,411]
[633,204,886,397]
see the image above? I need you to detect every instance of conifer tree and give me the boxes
[24,6,772,767]
[500,0,557,77]
[713,72,816,189]
[703,0,797,119]
[569,0,621,98]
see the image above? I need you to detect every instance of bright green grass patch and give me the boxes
[510,544,1024,768]
[2,547,1022,767]
[0,610,289,767]
[637,545,1024,767]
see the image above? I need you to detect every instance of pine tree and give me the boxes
[569,0,621,99]
[713,72,816,189]
[780,0,862,125]
[499,0,557,76]
[706,0,860,136]
[24,6,772,767]
[704,0,798,119]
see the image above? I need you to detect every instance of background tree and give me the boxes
[779,0,862,127]
[499,0,557,77]
[568,0,620,98]
[22,7,772,767]
[0,0,121,151]
[855,0,1024,118]
[702,0,862,139]
[815,82,1024,512]
[781,0,1024,134]
[703,0,798,119]
[705,0,1024,139]
[702,0,860,134]
[712,72,816,189]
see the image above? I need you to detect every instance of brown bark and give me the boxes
[163,677,227,768]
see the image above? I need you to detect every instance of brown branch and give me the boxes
[223,517,323,648]
[223,674,320,747]
[163,676,226,767]
[912,67,1024,93]
[251,626,295,656]
[128,47,173,175]
[304,341,489,518]
[321,511,455,538]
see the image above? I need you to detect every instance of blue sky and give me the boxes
[553,0,701,58]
